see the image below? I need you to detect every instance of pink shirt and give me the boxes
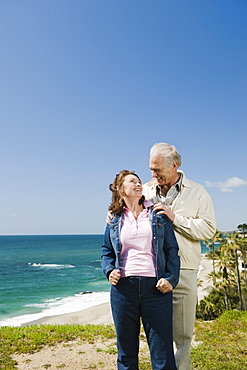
[119,200,156,277]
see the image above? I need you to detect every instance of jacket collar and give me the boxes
[109,200,154,227]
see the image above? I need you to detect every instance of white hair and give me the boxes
[150,143,182,168]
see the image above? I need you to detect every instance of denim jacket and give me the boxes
[101,206,180,288]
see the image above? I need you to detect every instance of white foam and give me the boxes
[0,291,110,327]
[27,263,75,269]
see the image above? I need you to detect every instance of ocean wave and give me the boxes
[0,291,110,327]
[27,263,75,269]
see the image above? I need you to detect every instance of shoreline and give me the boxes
[24,255,213,327]
[12,256,214,370]
[23,302,113,326]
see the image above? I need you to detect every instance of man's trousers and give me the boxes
[173,269,198,370]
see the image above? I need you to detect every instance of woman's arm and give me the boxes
[101,226,121,285]
[162,216,180,288]
[101,226,116,277]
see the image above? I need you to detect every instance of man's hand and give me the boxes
[152,202,175,222]
[156,278,173,293]
[109,269,121,285]
[106,211,113,224]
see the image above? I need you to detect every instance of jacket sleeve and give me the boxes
[101,225,116,279]
[173,187,216,241]
[160,216,180,288]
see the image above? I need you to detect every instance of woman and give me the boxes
[101,170,180,370]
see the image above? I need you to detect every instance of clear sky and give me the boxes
[0,0,246,235]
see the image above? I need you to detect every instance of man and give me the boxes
[142,142,216,370]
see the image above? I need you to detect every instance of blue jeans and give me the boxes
[111,277,177,370]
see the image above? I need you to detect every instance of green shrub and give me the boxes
[196,287,241,320]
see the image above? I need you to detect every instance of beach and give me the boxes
[197,255,214,302]
[24,301,114,326]
[23,255,212,327]
[25,255,213,327]
[0,235,212,328]
[12,257,213,369]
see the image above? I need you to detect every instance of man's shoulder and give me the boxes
[181,172,210,194]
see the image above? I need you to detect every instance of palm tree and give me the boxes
[213,240,236,310]
[213,270,236,310]
[237,223,247,234]
[238,235,247,283]
[204,230,223,286]
[201,229,247,316]
[220,232,244,310]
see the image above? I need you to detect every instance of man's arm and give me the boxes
[145,183,216,241]
[172,190,216,240]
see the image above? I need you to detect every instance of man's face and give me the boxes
[149,155,177,187]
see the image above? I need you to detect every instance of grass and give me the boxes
[191,310,247,369]
[0,311,246,369]
[0,324,116,369]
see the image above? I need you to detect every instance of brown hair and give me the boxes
[108,170,145,215]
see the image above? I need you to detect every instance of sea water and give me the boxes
[0,235,211,327]
[0,235,110,327]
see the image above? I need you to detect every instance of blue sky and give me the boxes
[0,0,246,235]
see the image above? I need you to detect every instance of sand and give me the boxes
[24,302,114,326]
[12,257,213,369]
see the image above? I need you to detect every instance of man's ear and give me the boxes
[172,162,179,171]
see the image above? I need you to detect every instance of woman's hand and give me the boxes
[152,203,175,222]
[109,269,121,285]
[156,278,173,293]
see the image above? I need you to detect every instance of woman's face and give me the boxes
[121,174,142,199]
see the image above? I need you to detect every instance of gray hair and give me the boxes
[150,143,182,168]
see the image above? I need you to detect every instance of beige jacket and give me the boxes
[142,170,216,270]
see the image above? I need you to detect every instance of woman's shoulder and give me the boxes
[107,213,121,228]
[152,211,171,224]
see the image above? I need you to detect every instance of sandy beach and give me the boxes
[197,255,213,302]
[13,257,213,369]
[25,255,212,327]
[24,301,114,326]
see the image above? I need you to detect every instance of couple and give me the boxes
[101,142,216,370]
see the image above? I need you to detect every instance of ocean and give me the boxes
[0,235,210,327]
